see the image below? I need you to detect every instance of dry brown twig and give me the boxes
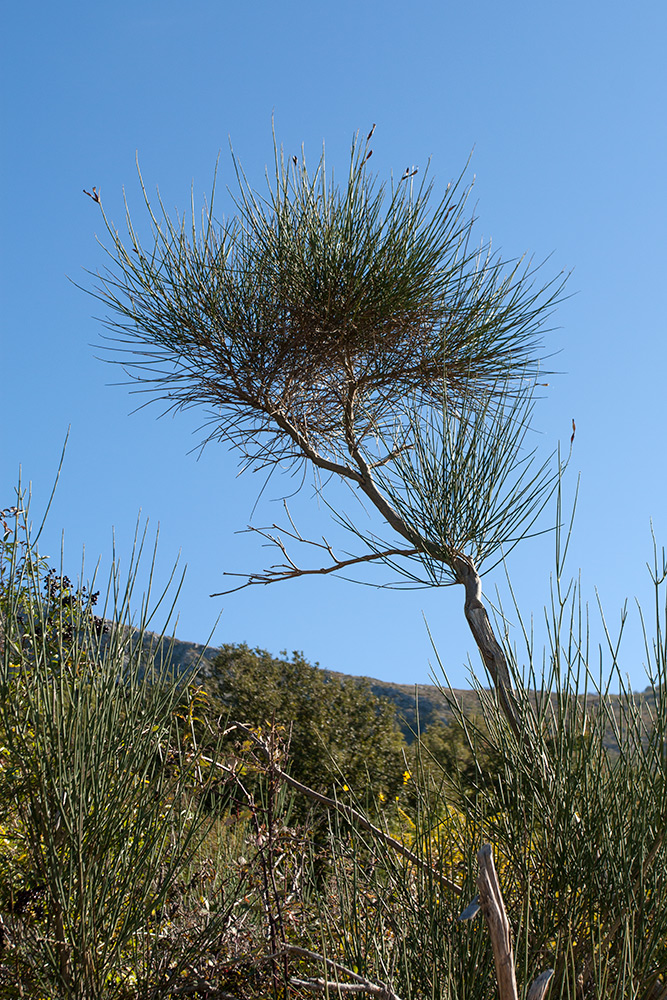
[273,945,405,1000]
[215,516,418,594]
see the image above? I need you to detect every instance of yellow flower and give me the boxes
[403,770,411,784]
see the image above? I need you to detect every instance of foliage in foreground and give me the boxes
[2,498,667,999]
[0,504,234,998]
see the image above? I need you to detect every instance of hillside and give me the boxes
[139,630,653,750]
[135,629,472,740]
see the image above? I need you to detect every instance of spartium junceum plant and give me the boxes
[86,126,566,739]
[0,497,240,999]
[299,531,667,999]
[82,125,583,994]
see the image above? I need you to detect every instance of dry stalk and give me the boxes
[273,944,406,1000]
[461,844,553,1000]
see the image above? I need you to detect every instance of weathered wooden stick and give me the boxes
[463,845,553,1000]
[526,969,554,1000]
[477,844,519,1000]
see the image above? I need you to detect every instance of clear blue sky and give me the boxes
[2,1,665,690]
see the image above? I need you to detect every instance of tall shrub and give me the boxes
[0,501,230,998]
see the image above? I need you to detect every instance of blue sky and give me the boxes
[2,0,665,689]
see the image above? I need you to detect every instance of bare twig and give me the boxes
[272,944,405,1000]
[212,528,418,595]
[367,445,413,470]
[289,980,379,995]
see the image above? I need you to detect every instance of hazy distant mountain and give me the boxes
[139,630,648,751]
[135,630,483,739]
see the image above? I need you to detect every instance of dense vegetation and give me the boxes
[206,644,408,807]
[0,504,488,998]
[2,501,667,999]
[7,129,666,997]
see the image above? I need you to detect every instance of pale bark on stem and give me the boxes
[477,844,519,1000]
[475,844,553,1000]
[451,554,522,741]
[526,971,555,1000]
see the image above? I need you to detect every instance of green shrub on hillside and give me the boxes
[207,644,407,808]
